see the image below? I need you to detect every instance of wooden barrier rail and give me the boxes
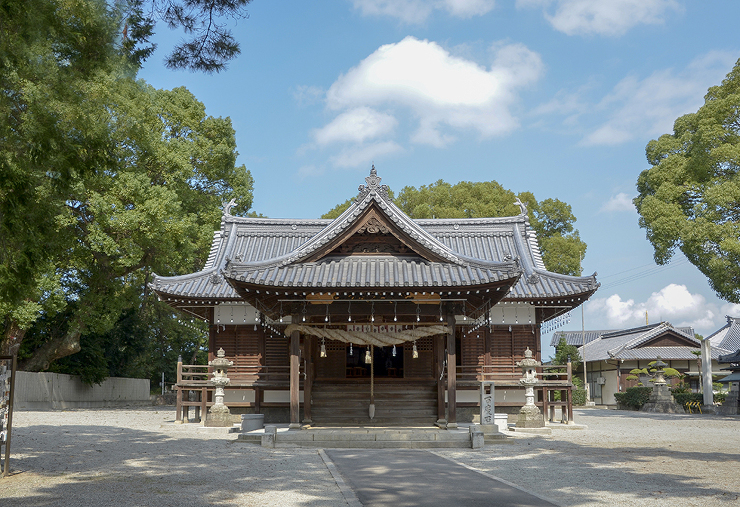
[175,360,576,424]
[175,362,304,423]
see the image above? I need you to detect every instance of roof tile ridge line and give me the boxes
[414,215,528,225]
[276,185,465,267]
[623,322,675,350]
[511,222,597,285]
[380,195,463,264]
[225,215,331,225]
[511,223,537,276]
[151,221,239,285]
[246,192,367,268]
[529,264,599,282]
[706,320,732,341]
[226,252,523,275]
[601,323,658,338]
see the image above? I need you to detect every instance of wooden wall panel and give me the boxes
[404,337,433,378]
[265,332,289,367]
[212,326,262,367]
[316,340,346,379]
[490,326,513,371]
[461,333,485,368]
[488,325,538,372]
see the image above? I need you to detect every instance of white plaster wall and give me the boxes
[449,388,525,404]
[14,371,150,410]
[602,371,619,406]
[263,390,303,403]
[224,389,256,403]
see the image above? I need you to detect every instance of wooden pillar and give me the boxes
[435,335,446,425]
[254,387,262,414]
[446,312,457,428]
[544,387,552,422]
[567,387,573,423]
[175,357,183,423]
[303,337,313,424]
[289,327,300,429]
[566,358,573,423]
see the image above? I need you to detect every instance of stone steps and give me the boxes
[237,427,483,448]
[311,382,438,425]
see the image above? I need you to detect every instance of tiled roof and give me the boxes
[151,168,599,306]
[615,346,730,361]
[550,330,617,347]
[230,255,517,289]
[581,322,698,362]
[707,316,740,352]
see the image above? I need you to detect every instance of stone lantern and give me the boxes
[641,356,684,413]
[652,357,668,386]
[516,347,545,428]
[207,348,234,426]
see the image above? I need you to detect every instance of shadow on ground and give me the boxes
[2,423,344,507]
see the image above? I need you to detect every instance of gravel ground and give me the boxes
[439,409,740,507]
[1,407,738,506]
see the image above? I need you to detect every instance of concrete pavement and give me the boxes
[324,449,559,507]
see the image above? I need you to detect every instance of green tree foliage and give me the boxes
[1,0,254,384]
[551,336,582,372]
[323,180,587,276]
[122,0,252,73]
[614,386,653,410]
[635,58,740,303]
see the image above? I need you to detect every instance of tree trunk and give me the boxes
[1,318,25,356]
[19,329,82,371]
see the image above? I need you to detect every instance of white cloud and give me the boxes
[720,303,740,319]
[585,284,723,334]
[351,0,495,24]
[517,0,681,37]
[329,141,404,169]
[293,85,324,107]
[324,36,543,149]
[313,107,397,145]
[600,192,634,213]
[297,164,326,178]
[582,51,737,146]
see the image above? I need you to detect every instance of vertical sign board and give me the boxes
[0,355,16,477]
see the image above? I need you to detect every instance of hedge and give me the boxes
[573,388,586,406]
[613,386,652,410]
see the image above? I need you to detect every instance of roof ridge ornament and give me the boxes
[513,197,527,216]
[222,198,237,216]
[357,165,390,201]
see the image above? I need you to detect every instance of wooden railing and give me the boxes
[455,364,573,385]
[175,360,576,423]
[175,362,304,423]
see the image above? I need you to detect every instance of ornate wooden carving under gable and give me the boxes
[303,202,449,262]
[357,216,390,235]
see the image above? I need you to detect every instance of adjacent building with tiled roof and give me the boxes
[561,322,733,406]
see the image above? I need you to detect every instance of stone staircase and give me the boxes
[310,381,438,426]
[237,426,477,448]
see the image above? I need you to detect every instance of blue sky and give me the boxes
[138,0,740,358]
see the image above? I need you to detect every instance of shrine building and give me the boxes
[151,167,599,427]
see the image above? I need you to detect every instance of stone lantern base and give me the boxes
[204,404,241,427]
[516,404,545,428]
[641,384,684,414]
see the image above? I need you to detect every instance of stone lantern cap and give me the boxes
[652,356,667,386]
[517,347,541,385]
[209,348,233,384]
[209,348,234,369]
[516,347,541,368]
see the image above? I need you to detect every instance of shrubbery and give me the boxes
[673,392,702,407]
[614,386,652,410]
[572,388,586,406]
